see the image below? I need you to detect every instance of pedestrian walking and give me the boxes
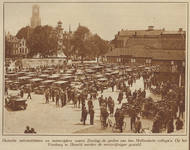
[27,87,32,99]
[56,92,59,105]
[45,90,49,104]
[89,106,95,125]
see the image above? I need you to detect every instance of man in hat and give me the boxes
[24,126,31,133]
[31,128,37,133]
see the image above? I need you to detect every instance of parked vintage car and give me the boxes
[30,78,43,92]
[9,82,21,90]
[53,81,70,90]
[5,94,27,111]
[34,85,46,94]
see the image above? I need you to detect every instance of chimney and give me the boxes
[121,29,123,31]
[79,23,81,26]
[148,26,154,31]
[118,31,120,35]
[179,28,183,32]
[163,28,165,31]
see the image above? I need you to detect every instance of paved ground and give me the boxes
[4,77,185,134]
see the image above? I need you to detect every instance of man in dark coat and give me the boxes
[167,118,174,133]
[24,126,31,133]
[89,106,95,125]
[52,88,55,102]
[63,92,67,106]
[111,83,115,92]
[82,107,88,125]
[20,88,24,98]
[179,101,185,118]
[60,92,64,107]
[130,111,137,130]
[164,109,171,128]
[135,117,142,133]
[133,90,137,99]
[118,111,124,132]
[175,117,183,130]
[109,99,115,117]
[31,128,37,133]
[114,108,120,125]
[56,92,59,105]
[88,99,93,113]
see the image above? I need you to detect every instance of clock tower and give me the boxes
[30,4,41,28]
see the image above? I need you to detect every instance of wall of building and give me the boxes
[22,58,66,67]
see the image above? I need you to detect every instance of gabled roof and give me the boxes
[148,51,184,60]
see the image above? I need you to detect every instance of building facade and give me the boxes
[104,27,186,85]
[5,32,28,59]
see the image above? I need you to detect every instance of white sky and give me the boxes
[4,2,187,40]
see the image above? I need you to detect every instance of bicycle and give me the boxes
[140,127,152,133]
[101,116,113,130]
[112,122,126,132]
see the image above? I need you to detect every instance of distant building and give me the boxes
[111,26,185,58]
[5,32,28,59]
[103,26,185,85]
[30,4,41,28]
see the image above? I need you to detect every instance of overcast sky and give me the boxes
[4,2,187,40]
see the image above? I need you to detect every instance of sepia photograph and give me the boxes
[3,1,187,137]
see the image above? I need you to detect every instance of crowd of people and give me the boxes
[5,62,185,134]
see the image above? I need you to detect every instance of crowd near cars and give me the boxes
[4,62,185,133]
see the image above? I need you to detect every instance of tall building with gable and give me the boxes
[30,4,41,28]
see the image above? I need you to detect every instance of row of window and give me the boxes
[12,41,25,48]
[13,48,28,54]
[103,57,182,65]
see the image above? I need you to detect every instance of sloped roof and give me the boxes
[148,51,184,60]
[162,31,186,34]
[125,38,163,49]
[105,48,152,58]
[119,29,163,36]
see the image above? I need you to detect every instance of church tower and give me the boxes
[30,4,41,28]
